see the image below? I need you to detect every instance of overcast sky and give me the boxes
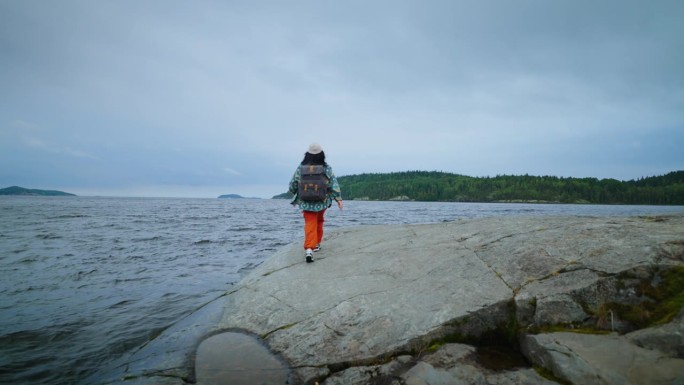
[1,0,682,198]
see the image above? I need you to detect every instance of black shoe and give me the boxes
[305,249,314,263]
[313,245,321,252]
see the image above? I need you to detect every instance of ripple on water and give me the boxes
[195,332,290,385]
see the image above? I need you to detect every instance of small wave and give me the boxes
[73,269,98,281]
[194,239,214,245]
[237,261,263,274]
[18,255,46,264]
[114,277,151,284]
[48,214,89,219]
[232,240,260,247]
[0,322,83,346]
[133,236,163,242]
[108,300,137,309]
[17,283,59,293]
[230,226,258,232]
[0,329,40,345]
[35,233,62,240]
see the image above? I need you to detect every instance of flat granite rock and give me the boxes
[98,214,684,384]
[219,222,514,367]
[217,215,684,383]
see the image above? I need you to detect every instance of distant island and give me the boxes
[218,194,260,199]
[0,186,76,196]
[273,170,684,205]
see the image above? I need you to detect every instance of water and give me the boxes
[1,197,682,384]
[195,332,290,385]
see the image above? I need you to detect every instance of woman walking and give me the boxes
[289,143,343,263]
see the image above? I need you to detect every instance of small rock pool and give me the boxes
[195,332,290,385]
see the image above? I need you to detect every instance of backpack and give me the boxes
[298,165,328,202]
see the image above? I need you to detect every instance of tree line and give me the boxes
[332,171,684,205]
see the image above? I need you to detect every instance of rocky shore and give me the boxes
[95,215,684,385]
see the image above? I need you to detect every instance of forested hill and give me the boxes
[274,171,684,205]
[0,186,76,196]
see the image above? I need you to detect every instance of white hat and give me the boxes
[308,143,323,154]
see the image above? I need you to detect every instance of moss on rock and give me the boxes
[590,266,684,331]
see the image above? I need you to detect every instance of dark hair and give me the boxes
[301,151,326,166]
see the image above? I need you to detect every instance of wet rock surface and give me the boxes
[103,215,684,384]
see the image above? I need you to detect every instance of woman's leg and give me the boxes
[303,211,319,250]
[316,209,326,246]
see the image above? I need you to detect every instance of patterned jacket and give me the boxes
[288,164,341,212]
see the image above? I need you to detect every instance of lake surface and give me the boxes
[1,196,682,384]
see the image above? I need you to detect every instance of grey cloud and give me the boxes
[0,0,682,197]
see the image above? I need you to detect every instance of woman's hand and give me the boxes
[337,200,344,210]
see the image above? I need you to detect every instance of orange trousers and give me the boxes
[303,209,326,250]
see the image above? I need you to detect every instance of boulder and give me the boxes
[521,331,684,385]
[627,309,684,359]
